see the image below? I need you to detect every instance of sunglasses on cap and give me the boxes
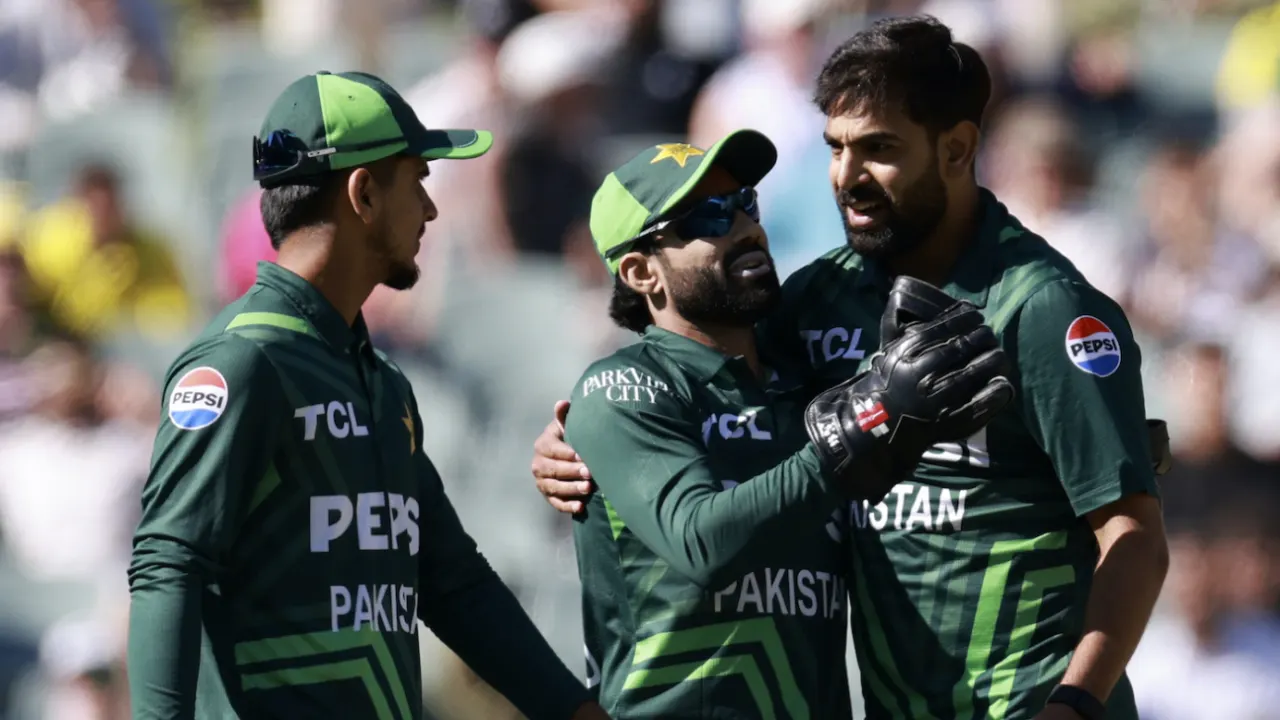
[252,129,409,187]
[607,186,760,261]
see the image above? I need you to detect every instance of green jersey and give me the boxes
[128,262,589,720]
[566,327,852,719]
[760,190,1159,720]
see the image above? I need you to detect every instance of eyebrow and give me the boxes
[824,131,903,146]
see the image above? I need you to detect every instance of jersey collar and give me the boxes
[642,325,733,383]
[253,261,375,355]
[850,187,1011,309]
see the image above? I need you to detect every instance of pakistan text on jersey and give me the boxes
[714,568,845,620]
[330,584,419,634]
[850,483,968,532]
[581,367,672,404]
[310,492,420,555]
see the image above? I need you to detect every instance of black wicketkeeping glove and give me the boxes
[804,299,1015,502]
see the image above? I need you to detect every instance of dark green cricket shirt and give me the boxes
[758,189,1160,720]
[128,262,588,720]
[566,326,852,720]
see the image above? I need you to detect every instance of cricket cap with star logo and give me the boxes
[590,129,778,274]
[253,70,493,188]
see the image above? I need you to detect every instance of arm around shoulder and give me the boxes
[565,358,836,589]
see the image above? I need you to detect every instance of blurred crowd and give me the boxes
[0,0,1278,717]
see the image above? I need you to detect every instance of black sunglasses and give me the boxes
[252,129,409,187]
[607,186,760,261]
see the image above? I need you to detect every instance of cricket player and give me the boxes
[562,128,1014,718]
[532,16,1171,720]
[127,71,608,720]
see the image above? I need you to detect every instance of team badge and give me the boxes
[1064,316,1121,377]
[168,367,229,430]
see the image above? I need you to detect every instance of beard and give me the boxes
[661,244,781,328]
[838,159,949,259]
[372,221,422,291]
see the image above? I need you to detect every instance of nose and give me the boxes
[421,189,439,223]
[727,209,767,248]
[833,150,869,191]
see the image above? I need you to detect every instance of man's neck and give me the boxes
[654,315,762,378]
[886,184,982,286]
[275,229,378,326]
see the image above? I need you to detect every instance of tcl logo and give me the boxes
[802,328,867,365]
[702,409,772,444]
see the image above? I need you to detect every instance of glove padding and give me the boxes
[880,275,960,346]
[805,300,1015,502]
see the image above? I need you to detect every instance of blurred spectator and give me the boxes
[1214,0,1280,115]
[216,187,276,305]
[495,9,625,258]
[981,95,1133,302]
[38,613,128,720]
[595,0,736,136]
[1122,138,1266,346]
[0,338,151,586]
[0,0,173,136]
[0,250,42,422]
[1128,516,1280,720]
[17,163,191,342]
[687,0,831,214]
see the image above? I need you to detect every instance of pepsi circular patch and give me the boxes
[1064,316,1121,377]
[168,366,229,430]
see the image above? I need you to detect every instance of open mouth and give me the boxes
[844,198,887,228]
[727,249,772,279]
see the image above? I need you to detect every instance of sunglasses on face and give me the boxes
[608,186,760,261]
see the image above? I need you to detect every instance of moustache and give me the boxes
[722,241,770,270]
[838,187,889,207]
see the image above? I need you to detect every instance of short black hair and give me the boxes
[607,237,661,334]
[814,15,992,134]
[260,180,338,251]
[258,159,399,250]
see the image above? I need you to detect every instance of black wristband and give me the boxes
[1046,684,1106,720]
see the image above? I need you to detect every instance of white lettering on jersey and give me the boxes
[713,568,845,620]
[310,493,420,554]
[850,483,968,532]
[330,584,418,634]
[581,367,671,404]
[701,408,774,445]
[295,402,370,440]
[802,328,867,365]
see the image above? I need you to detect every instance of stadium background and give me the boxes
[0,0,1278,717]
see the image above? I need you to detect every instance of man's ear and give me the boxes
[618,252,662,297]
[346,167,378,225]
[939,121,980,179]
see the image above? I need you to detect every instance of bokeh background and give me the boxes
[0,0,1278,717]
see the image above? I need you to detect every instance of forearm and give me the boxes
[421,573,591,720]
[126,541,207,719]
[661,445,839,587]
[1061,526,1169,701]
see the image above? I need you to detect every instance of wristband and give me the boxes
[1046,684,1106,720]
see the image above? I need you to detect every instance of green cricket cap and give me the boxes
[254,70,493,188]
[589,129,778,274]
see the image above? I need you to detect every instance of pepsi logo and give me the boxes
[1064,316,1121,377]
[168,366,229,430]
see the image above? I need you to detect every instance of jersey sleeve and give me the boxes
[1010,279,1159,517]
[565,358,839,589]
[127,335,285,719]
[407,394,592,720]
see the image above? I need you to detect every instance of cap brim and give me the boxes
[414,129,494,160]
[657,129,778,216]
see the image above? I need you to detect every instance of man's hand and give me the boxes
[532,400,595,514]
[804,299,1014,502]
